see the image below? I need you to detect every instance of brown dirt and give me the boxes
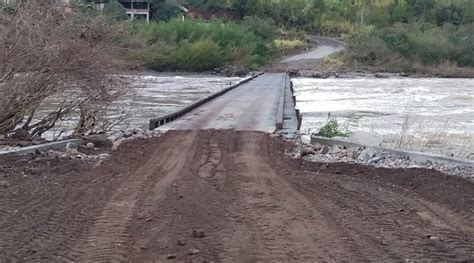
[0,130,473,261]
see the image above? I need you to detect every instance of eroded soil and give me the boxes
[0,130,473,261]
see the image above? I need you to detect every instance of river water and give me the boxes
[21,74,474,160]
[36,73,241,139]
[294,77,474,159]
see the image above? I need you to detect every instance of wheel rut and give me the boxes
[1,130,473,261]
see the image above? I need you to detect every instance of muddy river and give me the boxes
[28,74,474,159]
[37,73,241,139]
[294,77,474,159]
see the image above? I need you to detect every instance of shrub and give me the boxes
[169,38,224,71]
[129,18,275,71]
[317,119,349,138]
[343,22,474,69]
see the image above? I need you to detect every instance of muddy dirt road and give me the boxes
[1,130,473,261]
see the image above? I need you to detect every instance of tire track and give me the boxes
[73,132,197,261]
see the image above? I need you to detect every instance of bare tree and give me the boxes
[0,0,130,139]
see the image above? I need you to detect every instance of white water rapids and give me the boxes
[294,77,474,159]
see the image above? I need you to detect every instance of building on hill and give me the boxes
[1,0,188,22]
[117,0,150,21]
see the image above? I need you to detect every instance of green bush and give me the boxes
[169,38,224,71]
[344,22,474,68]
[129,18,275,72]
[317,119,349,138]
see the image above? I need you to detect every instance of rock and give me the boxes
[301,146,315,157]
[166,254,177,260]
[93,160,104,168]
[66,148,80,156]
[369,156,385,164]
[123,129,134,138]
[358,148,376,162]
[97,153,110,161]
[0,181,10,188]
[332,145,343,154]
[320,145,330,154]
[188,248,200,255]
[349,150,359,159]
[86,142,95,149]
[112,138,124,151]
[192,230,205,239]
[177,238,186,246]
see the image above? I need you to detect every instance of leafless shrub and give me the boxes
[0,0,130,139]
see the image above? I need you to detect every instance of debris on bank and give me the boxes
[0,128,164,161]
[293,142,473,181]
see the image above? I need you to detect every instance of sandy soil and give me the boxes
[1,130,473,261]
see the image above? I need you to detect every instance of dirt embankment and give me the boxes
[1,130,473,261]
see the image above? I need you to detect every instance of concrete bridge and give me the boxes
[150,73,301,137]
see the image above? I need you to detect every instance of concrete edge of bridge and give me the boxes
[0,138,84,156]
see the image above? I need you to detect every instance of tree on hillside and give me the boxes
[150,0,181,21]
[232,0,257,18]
[103,0,128,20]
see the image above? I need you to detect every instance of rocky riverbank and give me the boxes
[294,141,473,181]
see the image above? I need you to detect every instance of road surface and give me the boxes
[270,36,346,73]
[1,131,473,261]
[282,36,345,63]
[158,73,287,132]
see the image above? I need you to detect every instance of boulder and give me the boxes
[301,146,315,157]
[358,148,376,162]
[86,142,95,149]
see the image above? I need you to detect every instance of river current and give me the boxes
[31,74,474,159]
[294,77,474,159]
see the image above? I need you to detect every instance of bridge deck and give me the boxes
[157,73,290,132]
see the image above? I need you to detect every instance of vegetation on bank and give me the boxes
[4,0,473,74]
[123,18,277,72]
[123,0,474,75]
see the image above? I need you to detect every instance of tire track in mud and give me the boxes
[263,135,474,261]
[227,132,357,262]
[1,130,474,261]
[72,131,198,262]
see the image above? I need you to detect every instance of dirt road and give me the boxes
[1,130,473,261]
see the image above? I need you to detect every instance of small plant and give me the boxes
[317,119,349,138]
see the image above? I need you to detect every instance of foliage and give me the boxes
[274,39,309,52]
[103,0,128,21]
[150,0,182,21]
[317,119,349,138]
[345,22,474,68]
[127,18,276,71]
